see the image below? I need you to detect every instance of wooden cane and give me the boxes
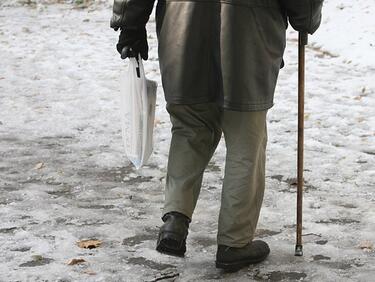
[295,32,308,257]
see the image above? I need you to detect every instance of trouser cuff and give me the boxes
[162,207,193,222]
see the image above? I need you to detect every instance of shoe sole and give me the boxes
[215,253,269,272]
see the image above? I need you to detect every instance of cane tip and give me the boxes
[295,245,303,256]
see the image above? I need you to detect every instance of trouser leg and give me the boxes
[217,110,268,247]
[163,103,222,219]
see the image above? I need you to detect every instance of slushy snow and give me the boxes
[0,1,374,281]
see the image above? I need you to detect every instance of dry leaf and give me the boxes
[359,240,373,252]
[34,162,44,170]
[77,239,102,249]
[67,258,86,265]
[286,178,298,186]
[31,255,44,261]
[357,117,365,123]
[83,269,96,275]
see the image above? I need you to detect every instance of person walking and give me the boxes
[111,0,323,271]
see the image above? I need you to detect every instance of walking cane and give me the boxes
[295,32,308,257]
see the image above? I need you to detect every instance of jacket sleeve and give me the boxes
[110,0,156,30]
[279,0,323,34]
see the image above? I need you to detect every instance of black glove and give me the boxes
[116,27,148,60]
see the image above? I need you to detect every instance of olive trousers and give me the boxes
[163,103,268,247]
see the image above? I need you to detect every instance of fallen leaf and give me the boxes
[357,117,365,123]
[77,239,102,249]
[67,258,86,265]
[34,162,44,170]
[31,255,44,261]
[286,178,298,186]
[83,269,96,275]
[359,240,373,252]
[20,256,53,267]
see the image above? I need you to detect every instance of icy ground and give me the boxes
[0,1,374,281]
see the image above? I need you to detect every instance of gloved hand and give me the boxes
[116,27,148,60]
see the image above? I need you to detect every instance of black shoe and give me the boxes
[216,240,270,272]
[156,212,190,257]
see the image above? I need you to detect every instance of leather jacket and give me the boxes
[111,0,323,111]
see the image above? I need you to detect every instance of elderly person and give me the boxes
[111,0,323,271]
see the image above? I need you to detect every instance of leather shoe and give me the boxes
[216,240,270,272]
[156,212,190,257]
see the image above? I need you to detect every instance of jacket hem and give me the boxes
[166,96,216,105]
[221,101,274,112]
[165,97,274,112]
[163,0,281,9]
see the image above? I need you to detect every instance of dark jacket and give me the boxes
[111,0,323,111]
